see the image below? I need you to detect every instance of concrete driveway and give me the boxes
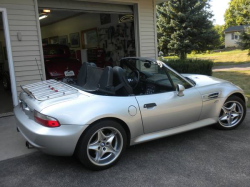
[0,111,250,187]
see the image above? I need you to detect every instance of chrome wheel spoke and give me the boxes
[97,130,107,142]
[231,112,241,118]
[227,116,232,125]
[88,144,99,151]
[229,103,237,112]
[106,133,116,145]
[95,149,104,162]
[106,146,118,156]
[220,114,228,121]
[222,106,229,114]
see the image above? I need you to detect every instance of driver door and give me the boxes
[136,69,202,134]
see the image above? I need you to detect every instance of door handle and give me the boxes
[144,103,157,109]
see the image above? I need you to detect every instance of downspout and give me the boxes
[34,0,46,80]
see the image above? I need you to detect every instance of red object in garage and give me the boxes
[43,44,82,80]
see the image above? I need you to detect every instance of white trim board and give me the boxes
[0,8,18,106]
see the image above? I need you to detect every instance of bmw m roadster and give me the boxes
[15,57,247,170]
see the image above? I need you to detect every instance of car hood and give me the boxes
[182,74,229,87]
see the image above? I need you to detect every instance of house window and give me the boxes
[231,33,234,40]
[235,35,238,40]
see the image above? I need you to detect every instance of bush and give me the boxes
[163,59,214,76]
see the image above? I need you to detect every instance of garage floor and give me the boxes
[0,111,250,187]
[0,83,13,115]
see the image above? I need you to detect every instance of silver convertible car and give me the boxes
[15,57,247,170]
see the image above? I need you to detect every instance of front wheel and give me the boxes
[215,96,246,130]
[76,120,127,170]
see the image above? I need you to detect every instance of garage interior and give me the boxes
[0,13,13,116]
[38,3,137,70]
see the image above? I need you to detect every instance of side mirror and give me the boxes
[176,84,185,97]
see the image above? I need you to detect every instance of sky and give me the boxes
[210,0,231,25]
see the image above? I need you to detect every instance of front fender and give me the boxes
[197,82,247,120]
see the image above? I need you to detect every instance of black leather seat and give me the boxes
[77,62,88,87]
[83,65,103,91]
[113,66,133,96]
[98,66,114,94]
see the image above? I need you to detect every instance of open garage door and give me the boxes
[38,0,133,15]
[38,0,137,81]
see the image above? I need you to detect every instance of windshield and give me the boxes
[120,58,193,90]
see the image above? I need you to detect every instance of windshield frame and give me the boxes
[120,57,195,88]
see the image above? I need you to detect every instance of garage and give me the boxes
[0,0,158,112]
[38,0,139,81]
[0,12,13,117]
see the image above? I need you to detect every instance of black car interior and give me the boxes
[70,58,192,96]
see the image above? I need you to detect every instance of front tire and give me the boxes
[76,120,127,170]
[215,96,246,130]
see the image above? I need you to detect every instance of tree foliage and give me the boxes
[157,0,220,60]
[224,0,250,28]
[213,25,225,48]
[238,27,250,55]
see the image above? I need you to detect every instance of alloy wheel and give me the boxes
[87,127,123,166]
[219,101,244,128]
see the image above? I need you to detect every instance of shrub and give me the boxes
[162,59,214,76]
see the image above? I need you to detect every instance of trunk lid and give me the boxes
[19,80,89,112]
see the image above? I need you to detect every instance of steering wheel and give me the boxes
[127,70,140,89]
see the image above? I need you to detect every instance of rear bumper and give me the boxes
[14,106,88,156]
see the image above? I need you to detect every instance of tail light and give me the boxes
[34,111,60,128]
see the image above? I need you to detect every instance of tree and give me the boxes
[224,0,250,28]
[157,0,220,60]
[238,27,250,55]
[214,24,225,48]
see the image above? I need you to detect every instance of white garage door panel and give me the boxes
[38,0,133,14]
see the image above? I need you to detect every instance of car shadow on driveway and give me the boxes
[1,118,250,187]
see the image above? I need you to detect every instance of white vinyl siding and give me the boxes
[0,0,43,94]
[137,0,157,59]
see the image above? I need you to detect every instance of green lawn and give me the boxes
[213,70,250,107]
[164,50,250,66]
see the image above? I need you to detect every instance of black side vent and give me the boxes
[208,92,219,99]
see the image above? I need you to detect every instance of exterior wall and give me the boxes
[137,0,157,58]
[0,0,44,96]
[225,32,240,48]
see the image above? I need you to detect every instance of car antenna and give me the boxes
[35,58,43,81]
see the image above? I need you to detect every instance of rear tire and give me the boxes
[76,120,127,171]
[215,96,246,130]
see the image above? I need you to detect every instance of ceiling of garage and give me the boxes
[39,9,84,27]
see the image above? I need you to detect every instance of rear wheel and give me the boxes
[76,120,127,170]
[215,96,246,130]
